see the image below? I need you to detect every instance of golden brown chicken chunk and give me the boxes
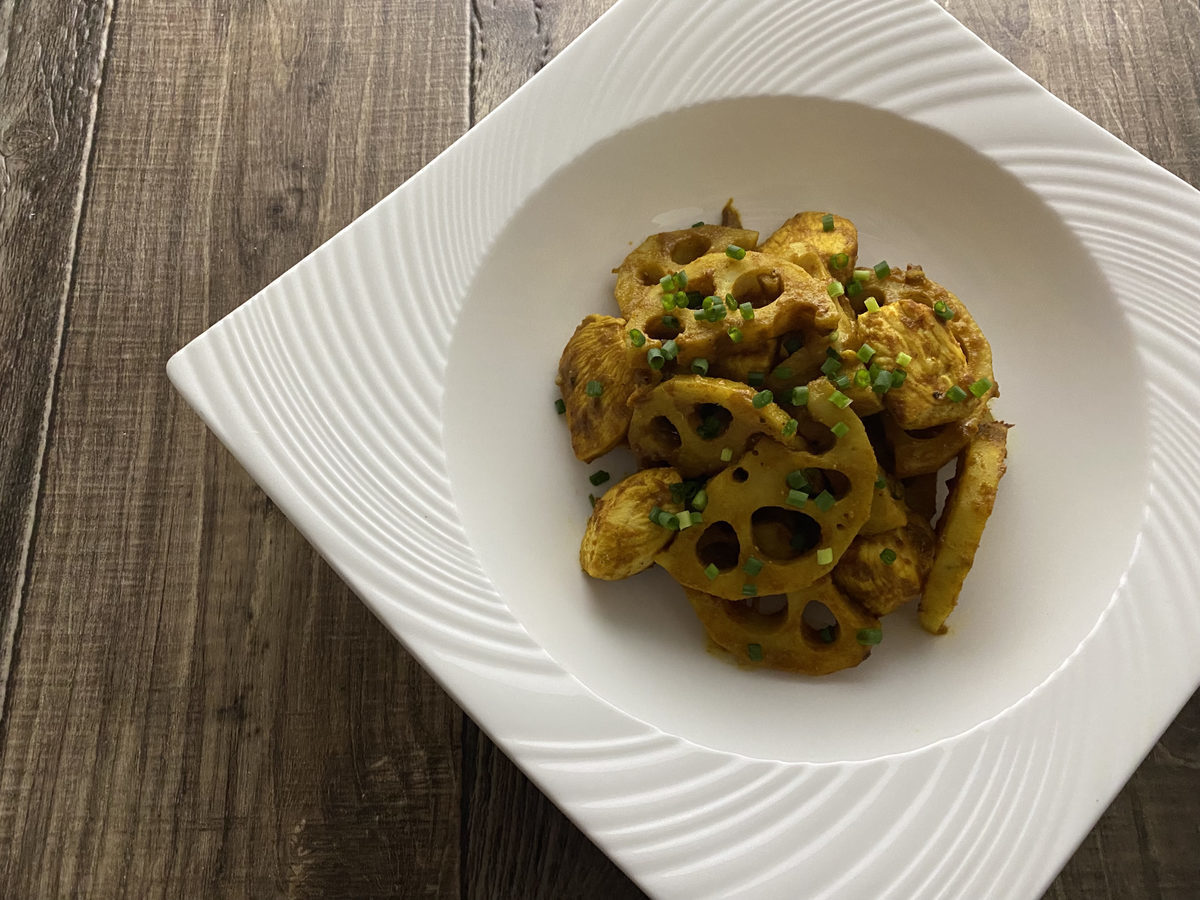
[580,467,685,580]
[557,314,646,462]
[833,517,935,616]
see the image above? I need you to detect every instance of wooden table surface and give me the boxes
[1,1,1197,897]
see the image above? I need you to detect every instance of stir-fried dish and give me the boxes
[557,205,1009,675]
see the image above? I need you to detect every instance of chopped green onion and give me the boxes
[589,470,610,486]
[820,357,842,377]
[830,421,850,439]
[752,389,773,408]
[690,512,703,524]
[891,369,908,387]
[588,493,597,507]
[970,377,993,398]
[946,385,968,402]
[827,280,845,298]
[830,252,850,268]
[676,510,694,530]
[782,418,798,437]
[827,346,842,360]
[743,556,764,577]
[725,244,747,260]
[658,511,680,531]
[821,213,835,231]
[647,348,666,370]
[872,369,895,394]
[747,371,765,386]
[648,505,663,523]
[661,314,680,330]
[856,627,883,646]
[847,281,864,299]
[728,327,744,343]
[704,562,719,581]
[863,296,879,311]
[629,329,646,347]
[787,470,809,491]
[585,380,604,397]
[709,304,729,322]
[880,548,898,566]
[773,365,794,380]
[675,270,688,288]
[661,294,677,311]
[896,351,912,367]
[830,390,852,409]
[691,358,709,376]
[692,489,708,511]
[873,260,891,279]
[814,490,836,512]
[874,475,887,490]
[783,336,803,354]
[702,295,715,311]
[933,300,954,321]
[856,344,876,364]
[555,398,566,414]
[818,625,836,644]
[854,369,870,388]
[724,293,738,311]
[747,643,764,661]
[720,447,733,462]
[786,489,808,508]
[661,339,679,361]
[790,385,809,406]
[738,301,755,320]
[742,583,758,596]
[833,374,852,390]
[852,268,873,283]
[659,274,676,291]
[816,547,834,565]
[669,481,698,505]
[692,221,705,228]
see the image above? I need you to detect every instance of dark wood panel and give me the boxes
[0,0,111,713]
[0,1,469,897]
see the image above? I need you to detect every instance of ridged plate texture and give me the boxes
[168,1,1200,897]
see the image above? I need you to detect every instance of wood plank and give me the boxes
[0,2,469,898]
[0,0,112,712]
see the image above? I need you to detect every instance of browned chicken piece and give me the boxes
[655,383,877,601]
[919,421,1010,634]
[556,314,646,463]
[707,338,780,384]
[580,468,685,580]
[833,517,935,616]
[760,211,858,283]
[686,576,880,675]
[901,472,939,524]
[613,225,759,318]
[858,299,983,430]
[720,198,742,228]
[861,470,908,536]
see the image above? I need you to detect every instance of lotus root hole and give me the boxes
[645,316,683,340]
[648,416,682,451]
[732,269,784,309]
[732,467,749,483]
[751,507,821,561]
[804,468,852,499]
[637,265,667,286]
[801,600,840,645]
[669,234,712,265]
[693,403,732,440]
[695,521,741,572]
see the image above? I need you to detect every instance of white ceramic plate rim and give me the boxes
[167,1,1200,897]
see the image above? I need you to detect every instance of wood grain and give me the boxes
[0,1,468,897]
[0,0,1195,898]
[0,0,111,714]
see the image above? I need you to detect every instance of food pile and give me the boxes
[556,206,1009,675]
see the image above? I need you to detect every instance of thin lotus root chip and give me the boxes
[686,576,879,676]
[655,382,876,600]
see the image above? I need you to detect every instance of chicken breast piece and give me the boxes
[580,467,684,580]
[557,314,644,463]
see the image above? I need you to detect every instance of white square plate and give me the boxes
[168,0,1200,896]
